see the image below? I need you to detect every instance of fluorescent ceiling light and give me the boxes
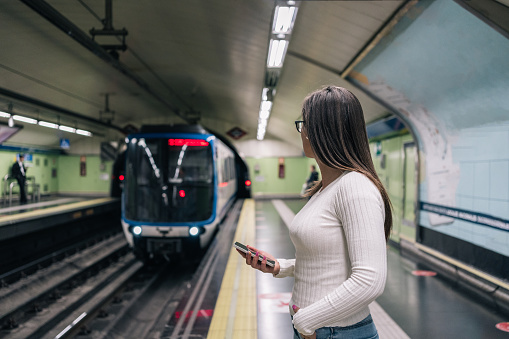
[257,128,266,140]
[267,40,288,68]
[59,125,76,133]
[262,88,269,101]
[273,6,297,34]
[259,110,270,120]
[76,129,92,137]
[0,111,10,118]
[13,115,37,124]
[274,40,288,67]
[260,100,272,111]
[38,121,59,129]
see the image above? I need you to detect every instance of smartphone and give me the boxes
[233,241,275,267]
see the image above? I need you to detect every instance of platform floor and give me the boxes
[0,195,104,217]
[205,199,509,339]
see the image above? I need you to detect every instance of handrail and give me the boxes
[2,175,16,207]
[2,174,40,207]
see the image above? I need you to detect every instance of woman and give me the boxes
[237,86,392,339]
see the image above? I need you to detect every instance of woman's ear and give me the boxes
[302,128,309,139]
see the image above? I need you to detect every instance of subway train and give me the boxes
[114,124,251,263]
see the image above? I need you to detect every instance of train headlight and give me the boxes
[189,226,199,236]
[132,226,142,235]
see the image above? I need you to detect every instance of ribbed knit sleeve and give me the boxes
[292,174,387,336]
[274,258,295,278]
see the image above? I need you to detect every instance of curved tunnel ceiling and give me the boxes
[0,0,405,149]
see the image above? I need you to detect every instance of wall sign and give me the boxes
[80,155,86,176]
[226,127,247,140]
[278,157,285,179]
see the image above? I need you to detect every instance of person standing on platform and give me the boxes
[306,165,319,190]
[303,165,319,198]
[12,154,28,204]
[236,86,392,339]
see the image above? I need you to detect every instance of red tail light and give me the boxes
[179,190,186,198]
[218,182,228,187]
[168,139,209,147]
[245,180,252,187]
[119,175,125,181]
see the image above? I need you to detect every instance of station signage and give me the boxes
[226,127,247,140]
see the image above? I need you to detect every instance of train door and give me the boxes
[401,141,417,242]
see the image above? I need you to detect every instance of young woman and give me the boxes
[237,86,392,339]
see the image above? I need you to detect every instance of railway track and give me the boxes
[0,200,243,339]
[0,233,139,339]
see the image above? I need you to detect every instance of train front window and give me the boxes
[125,138,214,223]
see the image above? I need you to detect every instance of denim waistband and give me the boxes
[335,314,373,330]
[291,314,373,330]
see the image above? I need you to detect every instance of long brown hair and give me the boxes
[302,86,392,240]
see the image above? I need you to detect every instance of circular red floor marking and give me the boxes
[412,270,437,276]
[496,322,509,332]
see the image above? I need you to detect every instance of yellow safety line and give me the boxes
[415,243,509,290]
[398,233,416,244]
[207,199,257,339]
[0,197,116,223]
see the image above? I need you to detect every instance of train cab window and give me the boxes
[223,159,229,182]
[124,137,214,223]
[229,157,233,180]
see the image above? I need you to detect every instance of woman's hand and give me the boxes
[235,245,280,275]
[292,305,316,339]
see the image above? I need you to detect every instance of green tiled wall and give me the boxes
[371,133,417,243]
[245,156,319,195]
[0,150,112,196]
[58,155,113,194]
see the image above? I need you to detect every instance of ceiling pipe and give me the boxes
[20,0,191,124]
[0,86,125,133]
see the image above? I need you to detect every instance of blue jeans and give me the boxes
[293,314,378,339]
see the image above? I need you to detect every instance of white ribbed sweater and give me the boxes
[275,171,387,336]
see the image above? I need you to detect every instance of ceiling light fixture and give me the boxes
[13,115,37,124]
[261,100,273,111]
[76,129,92,136]
[0,99,96,137]
[262,87,275,101]
[257,1,299,141]
[262,88,269,101]
[38,121,59,129]
[59,125,76,133]
[273,6,297,34]
[267,39,288,68]
[259,110,270,120]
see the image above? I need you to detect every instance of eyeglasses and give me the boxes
[295,120,304,133]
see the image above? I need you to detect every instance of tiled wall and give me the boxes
[0,149,112,197]
[352,0,509,256]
